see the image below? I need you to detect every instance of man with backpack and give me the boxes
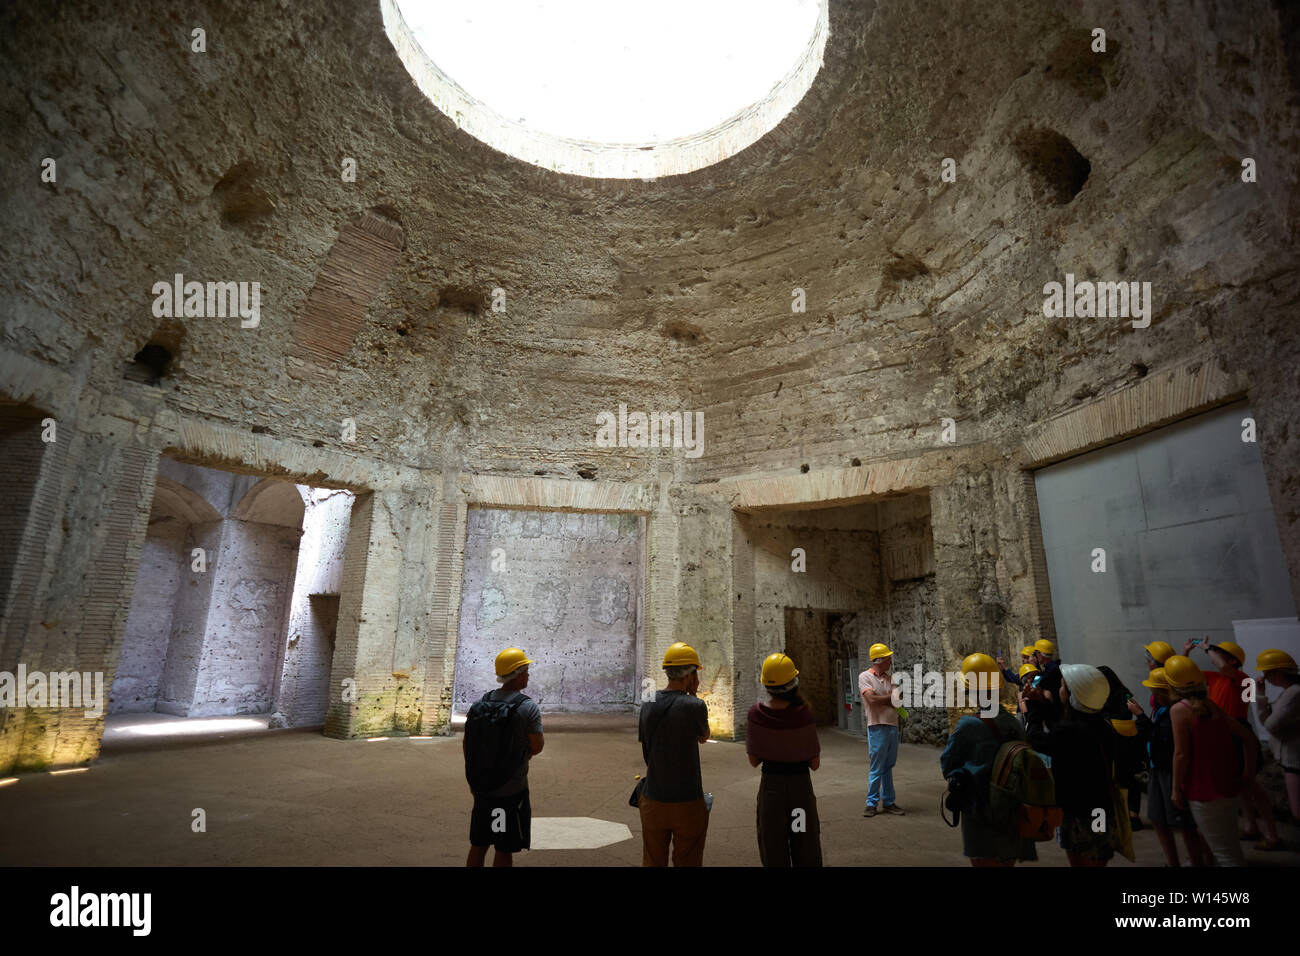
[463,648,544,867]
[939,653,1048,866]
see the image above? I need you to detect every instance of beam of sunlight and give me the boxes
[110,717,267,737]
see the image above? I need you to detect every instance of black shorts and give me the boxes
[470,789,531,853]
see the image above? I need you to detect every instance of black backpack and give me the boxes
[464,691,530,793]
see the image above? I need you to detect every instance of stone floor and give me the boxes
[1,714,1296,867]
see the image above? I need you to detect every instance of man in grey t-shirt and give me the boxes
[638,642,710,866]
[465,648,544,867]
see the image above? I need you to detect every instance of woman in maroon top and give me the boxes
[1167,655,1256,867]
[746,653,822,866]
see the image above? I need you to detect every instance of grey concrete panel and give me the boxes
[1035,402,1293,703]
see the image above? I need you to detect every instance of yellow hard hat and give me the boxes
[961,653,1001,689]
[1020,646,1036,658]
[1018,663,1040,679]
[868,643,893,661]
[1257,649,1298,673]
[1144,641,1174,664]
[1110,718,1138,737]
[761,652,799,687]
[494,647,534,678]
[663,642,701,668]
[1141,667,1171,690]
[1034,639,1057,656]
[1208,641,1245,666]
[1163,655,1205,689]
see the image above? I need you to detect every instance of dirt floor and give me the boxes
[1,713,1296,867]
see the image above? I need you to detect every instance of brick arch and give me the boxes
[231,478,307,529]
[151,475,223,525]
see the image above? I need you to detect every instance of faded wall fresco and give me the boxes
[453,508,644,714]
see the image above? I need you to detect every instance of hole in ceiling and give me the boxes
[437,285,487,314]
[123,321,184,386]
[382,0,829,179]
[212,161,276,226]
[1014,128,1091,205]
[124,344,173,385]
[662,319,705,343]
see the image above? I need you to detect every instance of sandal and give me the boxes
[1238,830,1263,841]
[1254,839,1284,852]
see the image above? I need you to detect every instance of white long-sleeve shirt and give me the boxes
[1254,683,1300,770]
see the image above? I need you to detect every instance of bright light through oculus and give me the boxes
[382,0,828,178]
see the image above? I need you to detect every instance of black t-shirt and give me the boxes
[639,690,709,802]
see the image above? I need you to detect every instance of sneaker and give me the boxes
[863,806,877,817]
[883,804,906,815]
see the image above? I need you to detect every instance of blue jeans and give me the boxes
[866,724,899,808]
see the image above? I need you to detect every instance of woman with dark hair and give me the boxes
[1024,663,1120,866]
[1098,665,1147,832]
[746,652,822,866]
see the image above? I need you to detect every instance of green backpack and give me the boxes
[988,740,1063,841]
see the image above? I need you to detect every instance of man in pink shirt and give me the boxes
[859,643,904,817]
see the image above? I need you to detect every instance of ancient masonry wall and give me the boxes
[111,521,186,714]
[0,363,161,772]
[1,342,1295,772]
[739,504,881,729]
[271,490,353,729]
[453,508,644,714]
[155,521,222,716]
[842,494,944,743]
[189,518,301,717]
[112,461,354,723]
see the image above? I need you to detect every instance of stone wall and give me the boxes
[782,608,847,726]
[0,404,46,615]
[840,495,946,742]
[453,508,643,714]
[189,519,301,717]
[111,521,186,714]
[271,490,354,728]
[739,504,880,728]
[112,461,334,720]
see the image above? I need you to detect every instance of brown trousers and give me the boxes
[757,771,823,867]
[639,795,709,866]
